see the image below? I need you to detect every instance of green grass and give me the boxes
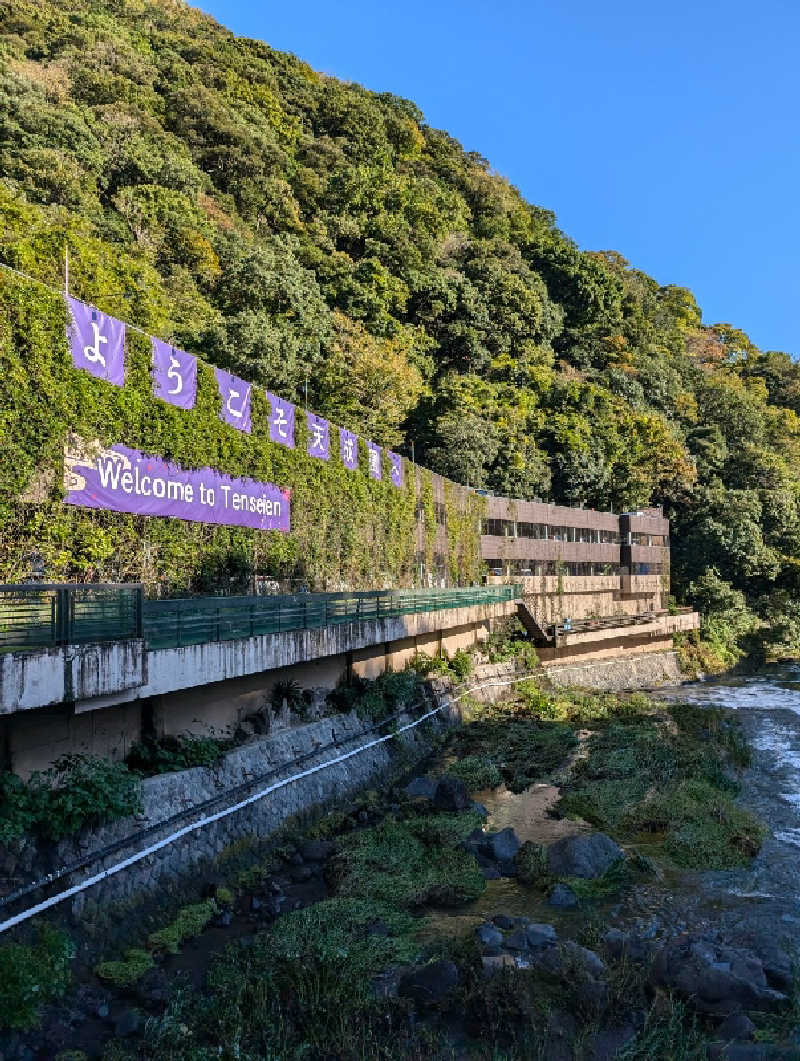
[329,811,486,908]
[445,754,502,791]
[147,898,219,954]
[137,899,430,1060]
[557,701,763,869]
[0,924,73,1030]
[449,700,577,793]
[95,948,154,988]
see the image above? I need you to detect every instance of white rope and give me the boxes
[0,670,539,935]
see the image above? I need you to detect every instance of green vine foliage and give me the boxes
[0,274,481,592]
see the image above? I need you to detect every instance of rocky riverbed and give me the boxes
[7,666,800,1059]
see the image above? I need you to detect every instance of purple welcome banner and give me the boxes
[340,427,358,470]
[68,297,125,386]
[152,338,197,409]
[306,412,330,460]
[64,442,290,532]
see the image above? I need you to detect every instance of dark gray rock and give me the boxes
[114,1009,141,1038]
[548,883,579,908]
[561,941,607,979]
[481,866,502,880]
[482,828,521,863]
[526,923,557,948]
[405,777,437,800]
[651,935,788,1016]
[471,801,488,818]
[717,1013,756,1041]
[547,833,624,879]
[398,960,460,1006]
[476,923,504,950]
[97,1003,110,1020]
[586,1025,637,1060]
[290,864,313,882]
[298,839,335,862]
[505,929,529,951]
[603,928,653,963]
[492,914,516,930]
[434,776,470,811]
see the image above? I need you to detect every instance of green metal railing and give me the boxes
[143,585,521,651]
[0,583,520,654]
[0,584,143,651]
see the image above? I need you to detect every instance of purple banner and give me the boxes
[64,441,290,532]
[306,411,330,460]
[215,368,251,433]
[340,427,358,471]
[67,296,125,386]
[367,441,382,481]
[151,338,197,410]
[388,451,403,488]
[267,392,295,448]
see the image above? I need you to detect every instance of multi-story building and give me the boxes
[479,493,696,665]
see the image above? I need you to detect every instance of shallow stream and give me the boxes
[429,664,800,950]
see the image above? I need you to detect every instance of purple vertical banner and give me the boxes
[306,411,330,460]
[367,441,382,481]
[214,368,251,433]
[388,451,403,488]
[67,296,125,386]
[151,338,197,409]
[339,427,358,471]
[267,392,295,448]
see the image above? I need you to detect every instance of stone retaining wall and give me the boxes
[542,650,682,692]
[2,696,457,939]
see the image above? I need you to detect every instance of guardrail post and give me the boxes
[134,586,143,639]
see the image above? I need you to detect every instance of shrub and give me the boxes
[514,841,548,887]
[126,734,229,775]
[147,899,219,954]
[271,679,303,711]
[0,924,73,1030]
[445,754,502,792]
[329,813,486,908]
[95,948,154,988]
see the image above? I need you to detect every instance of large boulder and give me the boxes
[405,777,438,800]
[650,935,788,1016]
[482,828,520,863]
[547,833,624,880]
[433,776,470,812]
[398,960,460,1006]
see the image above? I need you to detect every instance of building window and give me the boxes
[481,518,516,537]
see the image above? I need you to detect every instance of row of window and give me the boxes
[630,533,668,547]
[481,519,622,544]
[631,563,665,576]
[484,560,622,577]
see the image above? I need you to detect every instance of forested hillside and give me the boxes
[1,0,799,662]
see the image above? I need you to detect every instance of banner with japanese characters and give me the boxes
[151,338,197,409]
[267,392,295,448]
[388,451,403,488]
[340,427,358,470]
[67,297,125,386]
[306,411,330,460]
[367,441,382,481]
[215,368,251,432]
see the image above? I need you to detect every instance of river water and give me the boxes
[430,664,800,950]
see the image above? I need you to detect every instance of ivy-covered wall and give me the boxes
[0,274,485,594]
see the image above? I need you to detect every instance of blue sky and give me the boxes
[198,0,800,355]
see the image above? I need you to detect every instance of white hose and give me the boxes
[0,671,538,935]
